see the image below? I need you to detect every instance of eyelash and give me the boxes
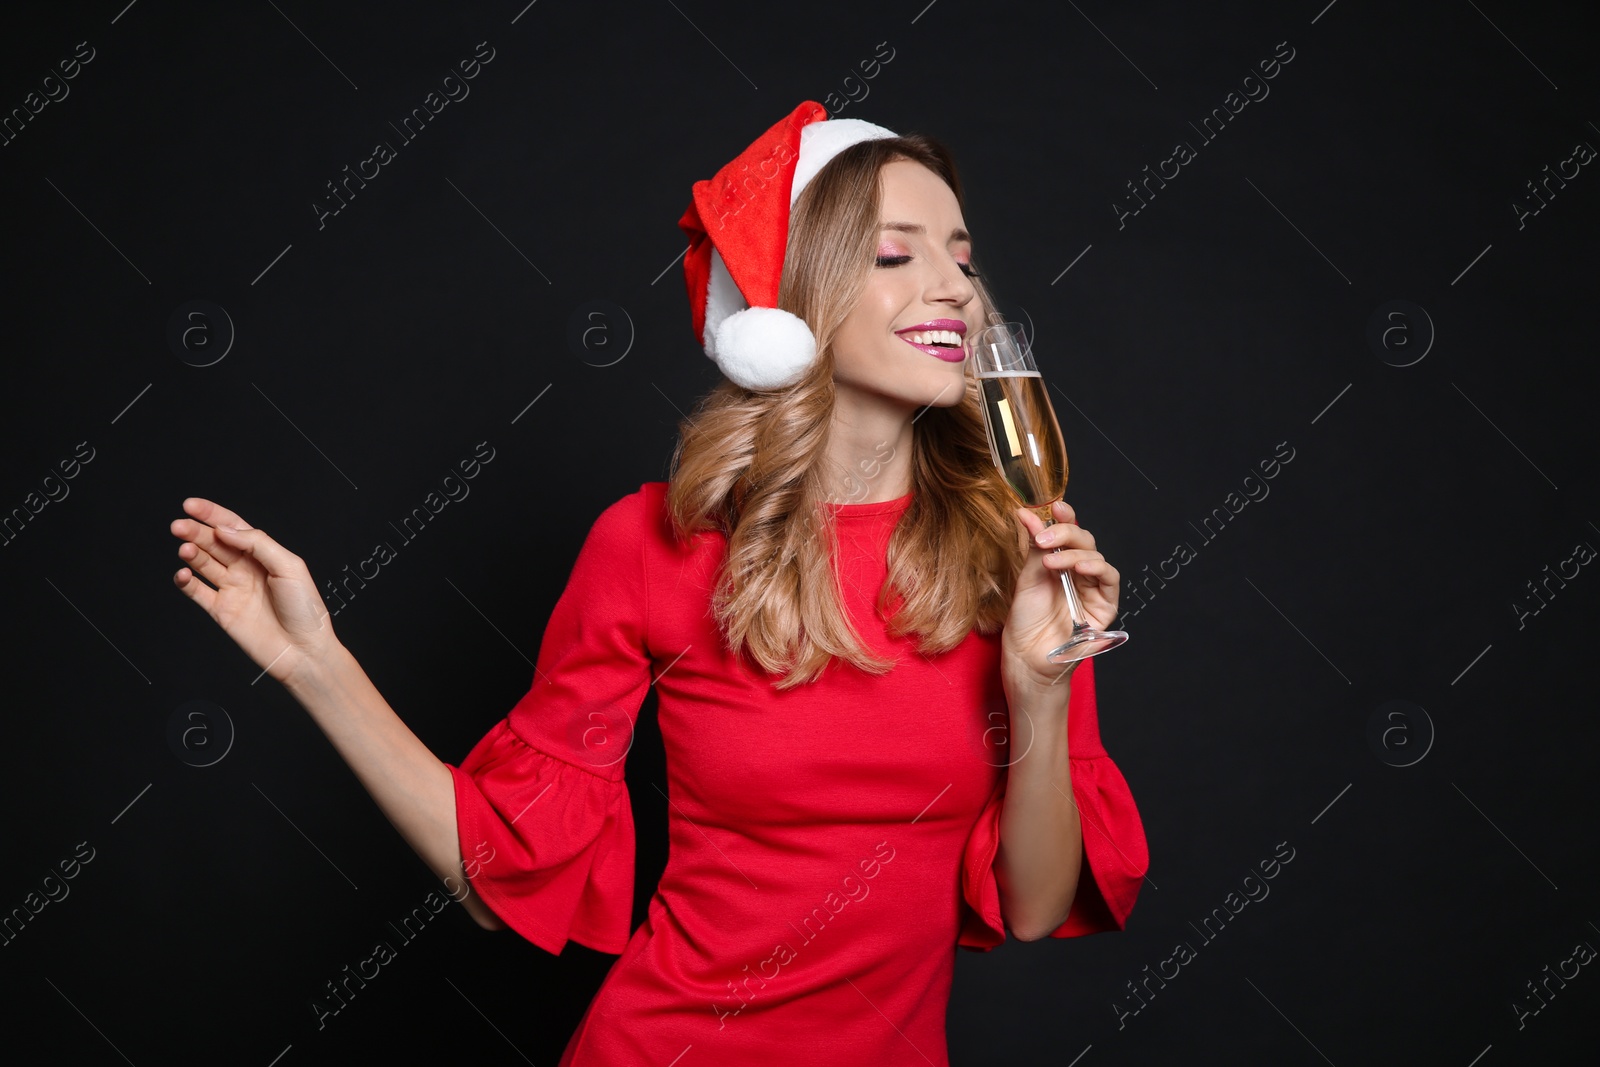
[875,253,981,279]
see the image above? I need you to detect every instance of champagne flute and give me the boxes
[967,321,1128,664]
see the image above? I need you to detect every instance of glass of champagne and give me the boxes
[967,321,1129,664]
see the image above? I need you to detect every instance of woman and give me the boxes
[169,100,1148,1065]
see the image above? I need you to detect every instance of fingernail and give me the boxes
[1035,529,1050,546]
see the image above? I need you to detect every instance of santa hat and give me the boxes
[678,100,899,391]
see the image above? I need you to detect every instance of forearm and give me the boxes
[994,675,1083,941]
[284,641,504,930]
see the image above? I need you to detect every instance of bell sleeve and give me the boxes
[445,488,653,956]
[958,655,1149,950]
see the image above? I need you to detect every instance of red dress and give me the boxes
[447,481,1148,1065]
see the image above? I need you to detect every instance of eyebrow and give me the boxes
[879,221,972,242]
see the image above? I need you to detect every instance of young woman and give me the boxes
[169,100,1148,1065]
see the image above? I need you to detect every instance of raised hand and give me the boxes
[1003,499,1121,690]
[170,497,340,685]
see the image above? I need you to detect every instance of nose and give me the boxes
[926,252,976,308]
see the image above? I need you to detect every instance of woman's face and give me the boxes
[830,158,980,411]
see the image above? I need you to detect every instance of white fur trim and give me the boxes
[703,246,747,361]
[711,306,816,390]
[790,117,898,205]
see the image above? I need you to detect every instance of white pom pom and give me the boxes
[711,306,817,390]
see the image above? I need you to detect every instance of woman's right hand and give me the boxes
[170,497,340,686]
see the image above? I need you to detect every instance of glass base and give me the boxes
[1046,627,1129,665]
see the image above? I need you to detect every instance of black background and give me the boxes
[1,1,1595,1064]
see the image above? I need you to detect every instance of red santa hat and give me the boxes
[678,100,899,390]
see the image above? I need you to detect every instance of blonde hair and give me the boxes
[667,134,1028,689]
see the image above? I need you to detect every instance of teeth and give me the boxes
[902,329,963,347]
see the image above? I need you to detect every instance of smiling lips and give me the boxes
[895,318,968,362]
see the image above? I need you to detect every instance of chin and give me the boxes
[838,354,968,409]
[921,366,970,407]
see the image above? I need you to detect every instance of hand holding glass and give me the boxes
[967,321,1128,664]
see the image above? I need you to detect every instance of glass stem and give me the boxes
[1042,516,1092,635]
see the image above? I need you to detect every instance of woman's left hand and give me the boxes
[1002,500,1121,691]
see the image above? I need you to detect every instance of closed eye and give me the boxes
[875,253,981,279]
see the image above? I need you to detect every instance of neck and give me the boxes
[822,383,917,504]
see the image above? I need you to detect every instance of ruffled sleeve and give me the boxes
[958,656,1149,950]
[445,487,656,956]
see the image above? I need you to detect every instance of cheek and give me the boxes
[844,284,908,340]
[833,278,917,375]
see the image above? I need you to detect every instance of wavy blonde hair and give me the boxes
[666,134,1028,689]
